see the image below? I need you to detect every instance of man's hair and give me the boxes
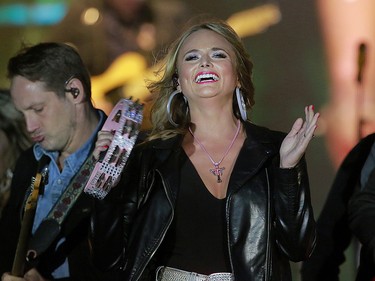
[7,42,92,100]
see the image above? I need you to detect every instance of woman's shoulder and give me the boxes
[131,133,182,156]
[244,122,286,144]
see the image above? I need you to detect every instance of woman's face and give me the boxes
[176,29,239,103]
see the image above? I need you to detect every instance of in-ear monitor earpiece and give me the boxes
[65,88,80,98]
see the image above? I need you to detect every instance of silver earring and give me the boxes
[236,87,247,121]
[167,89,187,127]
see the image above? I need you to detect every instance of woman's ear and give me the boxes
[173,72,179,87]
[177,84,182,92]
[237,78,241,88]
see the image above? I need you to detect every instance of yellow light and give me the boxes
[82,7,100,26]
[227,4,281,38]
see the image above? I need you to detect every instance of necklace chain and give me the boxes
[189,120,241,183]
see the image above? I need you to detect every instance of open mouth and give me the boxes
[195,73,219,83]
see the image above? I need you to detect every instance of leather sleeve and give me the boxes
[273,157,317,262]
[349,167,375,263]
[301,134,375,281]
[90,143,148,272]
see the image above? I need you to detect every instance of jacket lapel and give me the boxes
[151,135,184,204]
[228,123,279,194]
[147,124,281,199]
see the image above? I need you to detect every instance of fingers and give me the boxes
[96,130,114,146]
[303,105,320,139]
[279,105,320,168]
[92,130,114,160]
[1,272,23,281]
[288,117,304,137]
[287,105,320,141]
[24,268,46,281]
[1,272,9,281]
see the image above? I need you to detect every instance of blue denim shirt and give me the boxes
[32,110,104,279]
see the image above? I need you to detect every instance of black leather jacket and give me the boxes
[91,122,316,281]
[302,133,375,281]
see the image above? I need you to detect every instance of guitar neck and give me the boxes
[11,173,43,277]
[11,209,36,276]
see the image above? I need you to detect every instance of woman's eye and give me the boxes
[185,54,198,61]
[34,107,43,113]
[213,52,227,58]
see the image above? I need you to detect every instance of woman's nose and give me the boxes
[200,55,212,67]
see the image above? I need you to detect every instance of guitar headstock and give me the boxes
[24,167,49,211]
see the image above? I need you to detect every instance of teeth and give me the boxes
[195,73,219,82]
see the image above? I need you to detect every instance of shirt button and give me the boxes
[57,179,62,185]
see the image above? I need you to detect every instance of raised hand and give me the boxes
[92,130,114,160]
[279,105,319,168]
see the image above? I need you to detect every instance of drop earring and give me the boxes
[167,89,188,126]
[236,87,247,121]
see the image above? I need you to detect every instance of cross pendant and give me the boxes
[210,164,225,183]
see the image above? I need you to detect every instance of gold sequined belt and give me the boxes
[156,266,234,281]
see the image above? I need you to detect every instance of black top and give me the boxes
[157,152,231,274]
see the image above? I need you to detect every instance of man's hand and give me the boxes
[2,269,48,281]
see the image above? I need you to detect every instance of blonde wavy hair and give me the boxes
[147,19,255,140]
[0,89,31,170]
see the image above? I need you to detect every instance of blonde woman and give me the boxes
[91,19,319,281]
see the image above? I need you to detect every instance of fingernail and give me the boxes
[311,105,314,110]
[103,145,109,149]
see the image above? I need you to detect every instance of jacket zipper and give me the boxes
[225,194,234,276]
[134,169,174,281]
[226,154,272,280]
[265,167,271,281]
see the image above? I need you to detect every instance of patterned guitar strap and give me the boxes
[26,99,143,263]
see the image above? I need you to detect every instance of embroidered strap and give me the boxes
[26,99,143,262]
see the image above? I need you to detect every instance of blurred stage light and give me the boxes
[82,7,100,26]
[0,1,67,26]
